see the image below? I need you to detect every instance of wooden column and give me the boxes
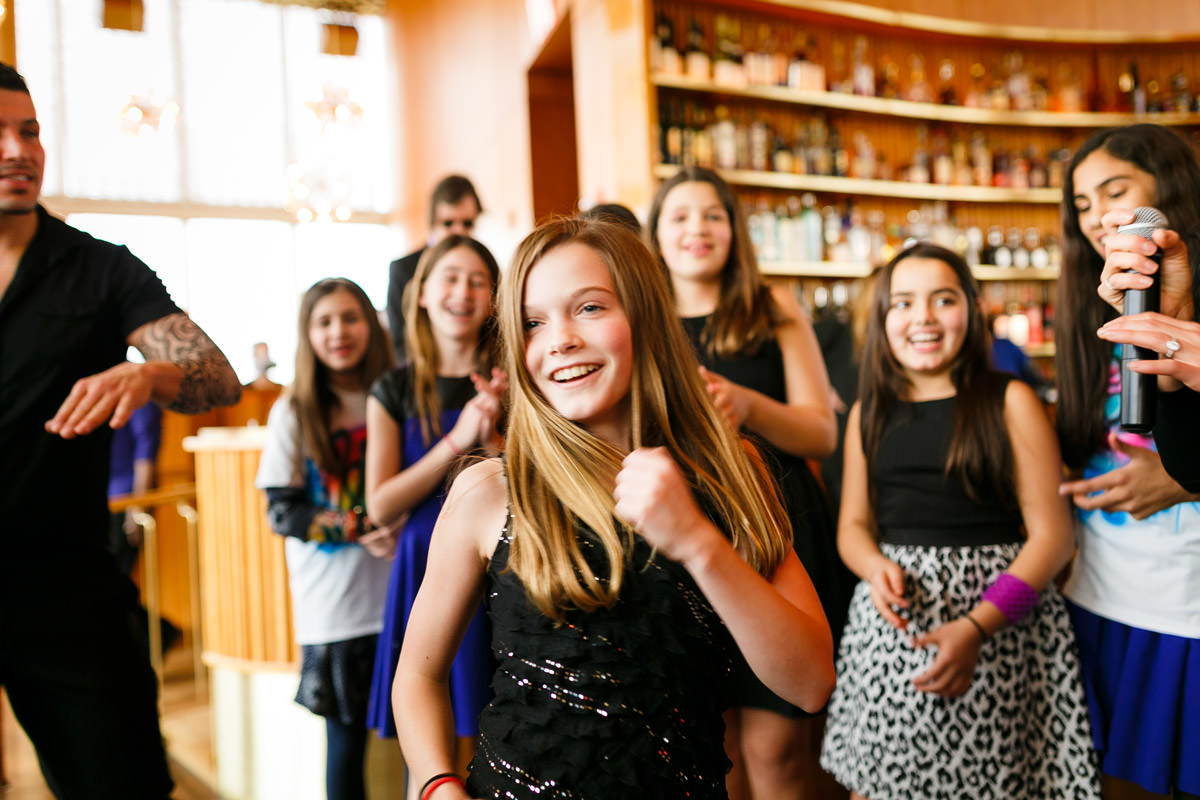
[184,427,296,669]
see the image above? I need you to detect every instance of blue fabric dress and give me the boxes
[366,366,493,738]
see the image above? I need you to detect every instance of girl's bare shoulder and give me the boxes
[442,457,509,558]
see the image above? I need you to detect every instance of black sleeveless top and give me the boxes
[465,516,736,799]
[679,315,852,647]
[873,385,1024,547]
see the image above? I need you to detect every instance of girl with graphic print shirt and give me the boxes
[819,244,1100,800]
[256,278,396,800]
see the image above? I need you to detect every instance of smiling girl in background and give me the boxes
[364,236,504,785]
[648,167,851,800]
[256,278,397,800]
[819,244,1100,800]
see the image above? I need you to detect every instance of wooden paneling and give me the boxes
[187,431,296,668]
[386,0,536,255]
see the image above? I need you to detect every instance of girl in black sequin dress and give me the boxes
[392,218,835,800]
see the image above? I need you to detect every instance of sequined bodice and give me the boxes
[465,517,736,799]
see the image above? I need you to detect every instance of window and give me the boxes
[16,0,400,384]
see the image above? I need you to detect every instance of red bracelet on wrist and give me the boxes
[420,774,464,800]
[442,435,463,457]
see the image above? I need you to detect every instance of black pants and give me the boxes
[2,561,173,799]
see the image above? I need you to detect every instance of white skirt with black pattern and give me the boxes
[819,542,1102,800]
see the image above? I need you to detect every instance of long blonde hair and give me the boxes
[499,217,791,621]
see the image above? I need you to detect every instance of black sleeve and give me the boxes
[386,249,422,363]
[1155,388,1200,493]
[264,487,319,541]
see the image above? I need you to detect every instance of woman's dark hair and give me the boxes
[581,203,641,233]
[858,242,1015,510]
[645,166,784,359]
[1057,124,1200,467]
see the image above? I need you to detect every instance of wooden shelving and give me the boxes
[653,163,1061,204]
[652,74,1200,129]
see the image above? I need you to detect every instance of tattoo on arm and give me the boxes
[130,313,242,413]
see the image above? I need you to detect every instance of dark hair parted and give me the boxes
[580,202,641,233]
[401,235,501,445]
[0,63,30,94]
[858,243,1016,511]
[428,174,482,224]
[646,166,785,359]
[291,278,393,474]
[1057,124,1200,468]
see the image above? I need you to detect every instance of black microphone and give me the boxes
[1116,206,1167,433]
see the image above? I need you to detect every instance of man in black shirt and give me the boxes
[386,174,482,359]
[0,62,241,798]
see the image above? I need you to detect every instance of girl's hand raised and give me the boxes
[866,558,909,630]
[446,368,508,455]
[613,447,724,567]
[910,618,983,698]
[699,366,751,430]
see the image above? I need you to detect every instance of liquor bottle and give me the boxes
[685,16,711,82]
[964,226,984,268]
[655,12,682,76]
[787,34,825,92]
[908,124,931,183]
[1004,51,1032,111]
[1009,227,1030,268]
[749,116,770,171]
[905,54,932,103]
[713,105,737,170]
[982,225,1004,265]
[800,193,823,262]
[664,100,682,165]
[851,131,876,180]
[936,59,959,105]
[970,131,992,187]
[931,127,952,186]
[772,135,794,174]
[828,38,851,93]
[877,60,902,99]
[693,106,714,169]
[964,62,986,108]
[829,127,849,177]
[808,116,832,175]
[851,36,875,97]
[1027,228,1049,269]
[712,14,746,88]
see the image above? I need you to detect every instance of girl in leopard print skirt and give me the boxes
[819,243,1101,800]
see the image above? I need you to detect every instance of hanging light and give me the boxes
[118,91,180,138]
[102,0,144,32]
[304,84,363,135]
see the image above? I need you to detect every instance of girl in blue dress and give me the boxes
[365,235,505,778]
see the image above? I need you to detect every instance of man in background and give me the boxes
[0,62,241,798]
[386,174,482,360]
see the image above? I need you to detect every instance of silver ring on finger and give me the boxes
[1165,338,1181,359]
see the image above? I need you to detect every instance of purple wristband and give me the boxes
[980,573,1039,626]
